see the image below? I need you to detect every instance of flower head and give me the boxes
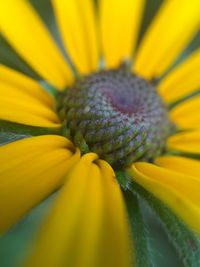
[0,0,200,266]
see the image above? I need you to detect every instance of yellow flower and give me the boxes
[0,0,200,266]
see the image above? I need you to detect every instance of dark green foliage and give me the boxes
[0,120,60,146]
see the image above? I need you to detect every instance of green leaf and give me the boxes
[123,188,155,267]
[0,193,56,267]
[129,180,200,267]
[0,120,61,146]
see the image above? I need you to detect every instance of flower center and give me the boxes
[57,68,172,168]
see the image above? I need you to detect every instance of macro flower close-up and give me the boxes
[0,0,200,266]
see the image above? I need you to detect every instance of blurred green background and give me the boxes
[0,0,199,266]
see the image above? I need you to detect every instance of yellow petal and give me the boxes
[0,93,60,128]
[170,96,200,129]
[52,0,99,74]
[155,155,200,178]
[167,130,200,154]
[0,0,74,89]
[127,162,200,233]
[0,64,54,107]
[0,135,80,233]
[97,160,133,267]
[158,49,200,103]
[24,154,132,267]
[100,0,144,68]
[134,0,200,79]
[0,83,51,109]
[0,66,61,127]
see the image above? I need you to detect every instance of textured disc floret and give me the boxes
[58,68,172,168]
